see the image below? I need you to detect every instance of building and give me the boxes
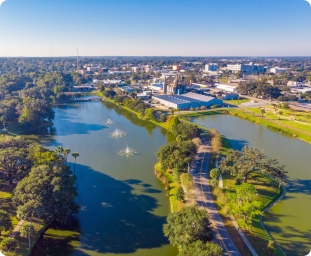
[216,84,238,92]
[87,67,102,73]
[227,62,265,74]
[205,63,218,72]
[150,83,163,91]
[222,93,239,100]
[132,67,141,72]
[270,67,290,74]
[120,86,140,93]
[137,91,152,100]
[163,75,190,94]
[153,92,223,109]
[172,65,184,71]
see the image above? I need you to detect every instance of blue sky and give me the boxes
[0,0,310,56]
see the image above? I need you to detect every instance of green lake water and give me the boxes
[192,114,311,256]
[30,101,177,256]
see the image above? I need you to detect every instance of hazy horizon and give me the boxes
[0,0,310,57]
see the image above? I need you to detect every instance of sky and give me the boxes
[0,0,310,57]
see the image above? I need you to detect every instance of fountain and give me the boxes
[110,128,126,138]
[106,119,114,125]
[119,145,136,156]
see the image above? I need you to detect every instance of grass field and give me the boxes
[209,136,284,256]
[224,99,251,105]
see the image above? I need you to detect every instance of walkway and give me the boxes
[11,220,24,238]
[189,135,241,256]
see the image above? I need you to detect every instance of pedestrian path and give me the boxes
[11,220,24,238]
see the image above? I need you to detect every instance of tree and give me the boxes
[260,108,265,118]
[278,110,283,120]
[170,108,175,115]
[62,148,71,162]
[227,183,263,231]
[72,152,79,175]
[160,113,167,122]
[0,237,17,256]
[0,115,8,129]
[0,210,13,235]
[210,169,220,186]
[163,206,214,247]
[157,141,197,170]
[175,187,185,201]
[168,116,180,132]
[171,122,201,140]
[145,108,155,120]
[13,165,80,226]
[55,146,63,156]
[20,224,35,249]
[220,146,288,184]
[179,240,223,256]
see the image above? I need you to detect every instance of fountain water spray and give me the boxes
[106,119,114,125]
[119,145,136,156]
[110,128,126,138]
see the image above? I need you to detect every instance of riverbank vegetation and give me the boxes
[208,132,285,256]
[0,135,79,255]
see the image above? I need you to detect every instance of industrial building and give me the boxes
[216,84,238,92]
[152,92,223,109]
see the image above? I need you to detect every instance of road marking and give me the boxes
[199,137,231,255]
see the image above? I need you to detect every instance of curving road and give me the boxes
[189,135,241,256]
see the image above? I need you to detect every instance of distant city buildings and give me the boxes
[172,65,184,71]
[270,67,290,74]
[227,62,265,74]
[205,63,218,72]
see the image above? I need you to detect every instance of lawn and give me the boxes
[228,108,311,144]
[209,137,284,256]
[0,187,45,256]
[224,99,251,105]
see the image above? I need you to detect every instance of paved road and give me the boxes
[189,135,241,256]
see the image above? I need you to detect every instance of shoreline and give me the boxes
[96,92,286,255]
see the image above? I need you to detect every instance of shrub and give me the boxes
[190,108,194,111]
[160,113,167,122]
[201,106,207,110]
[235,176,243,185]
[195,107,200,111]
[176,187,185,201]
[173,168,181,183]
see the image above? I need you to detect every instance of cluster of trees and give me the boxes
[0,135,79,251]
[220,146,288,186]
[167,116,201,140]
[163,206,223,256]
[277,95,297,102]
[238,81,281,99]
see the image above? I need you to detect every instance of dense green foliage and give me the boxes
[163,206,222,255]
[238,81,281,99]
[157,141,197,170]
[171,122,201,140]
[179,241,223,256]
[220,146,288,185]
[227,184,263,231]
[0,210,13,235]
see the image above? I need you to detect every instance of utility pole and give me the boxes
[76,47,80,72]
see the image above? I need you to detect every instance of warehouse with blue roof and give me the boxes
[152,92,223,109]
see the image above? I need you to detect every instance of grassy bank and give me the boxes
[5,121,54,137]
[228,108,311,144]
[154,163,185,212]
[208,135,284,256]
[0,187,45,256]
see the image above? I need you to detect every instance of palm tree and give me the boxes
[55,146,63,156]
[62,148,71,163]
[20,224,35,249]
[260,109,265,118]
[0,237,17,256]
[72,152,80,176]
